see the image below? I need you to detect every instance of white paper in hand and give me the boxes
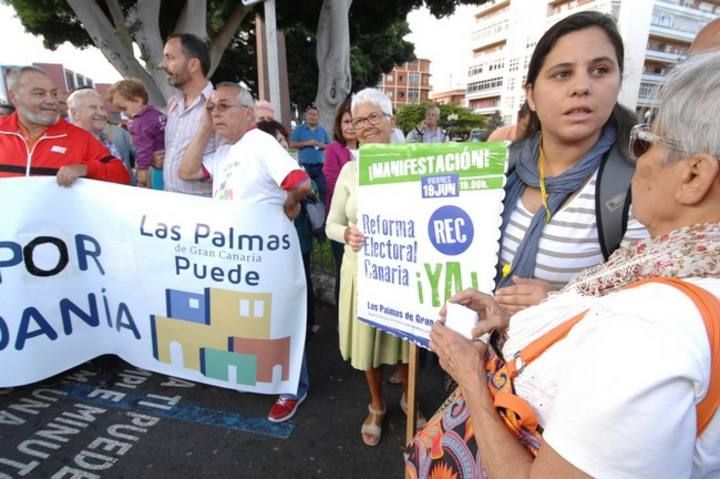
[444,302,480,340]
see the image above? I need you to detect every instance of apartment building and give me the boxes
[378,58,432,109]
[430,88,467,105]
[466,0,718,124]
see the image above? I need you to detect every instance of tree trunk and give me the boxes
[314,0,353,134]
[65,0,169,107]
[127,1,174,103]
[175,0,208,40]
[64,0,250,107]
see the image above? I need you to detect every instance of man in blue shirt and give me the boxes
[290,103,330,204]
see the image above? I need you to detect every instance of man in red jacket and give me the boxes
[0,66,130,186]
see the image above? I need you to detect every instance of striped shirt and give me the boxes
[163,81,218,196]
[499,170,649,289]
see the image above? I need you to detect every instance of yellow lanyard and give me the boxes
[502,144,552,280]
[538,146,552,223]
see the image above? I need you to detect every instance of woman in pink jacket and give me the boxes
[322,99,357,306]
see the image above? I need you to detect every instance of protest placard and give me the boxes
[356,142,507,348]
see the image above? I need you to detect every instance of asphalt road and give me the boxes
[0,302,446,479]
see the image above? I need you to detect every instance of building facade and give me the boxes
[430,88,467,105]
[378,58,432,109]
[466,0,718,124]
[34,62,95,94]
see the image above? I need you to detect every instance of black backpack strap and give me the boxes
[595,145,634,260]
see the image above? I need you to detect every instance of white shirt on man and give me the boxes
[201,128,298,205]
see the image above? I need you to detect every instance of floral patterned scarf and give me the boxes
[563,222,720,297]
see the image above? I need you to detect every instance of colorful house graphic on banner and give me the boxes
[150,288,291,386]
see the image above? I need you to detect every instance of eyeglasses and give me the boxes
[206,102,247,114]
[629,123,685,162]
[351,111,389,129]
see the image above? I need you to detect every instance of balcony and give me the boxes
[466,88,503,104]
[641,72,666,83]
[475,0,510,18]
[471,19,509,50]
[655,0,719,21]
[466,77,503,100]
[472,104,502,116]
[645,47,686,63]
[637,81,662,103]
[636,96,659,109]
[649,23,697,42]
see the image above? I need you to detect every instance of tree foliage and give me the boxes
[3,0,254,105]
[396,102,485,140]
[3,0,486,113]
[485,110,504,131]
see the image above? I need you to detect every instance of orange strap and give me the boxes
[506,310,587,378]
[493,390,538,430]
[504,276,719,436]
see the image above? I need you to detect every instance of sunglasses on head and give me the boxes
[629,123,685,162]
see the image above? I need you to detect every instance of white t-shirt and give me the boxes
[502,278,720,478]
[202,128,299,205]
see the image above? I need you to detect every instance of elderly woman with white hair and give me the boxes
[326,88,424,446]
[406,52,720,478]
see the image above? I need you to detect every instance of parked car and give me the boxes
[468,128,489,142]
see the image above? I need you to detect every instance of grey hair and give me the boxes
[351,88,393,117]
[6,66,49,93]
[425,104,440,116]
[654,52,720,162]
[67,88,102,110]
[216,82,255,109]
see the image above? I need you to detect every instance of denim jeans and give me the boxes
[280,352,309,400]
[302,163,327,206]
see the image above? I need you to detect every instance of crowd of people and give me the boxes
[1,10,719,477]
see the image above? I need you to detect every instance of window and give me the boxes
[386,74,393,82]
[387,91,393,98]
[398,74,405,83]
[399,91,405,98]
[408,89,419,102]
[508,58,519,72]
[64,71,75,91]
[639,81,660,99]
[408,72,420,87]
[468,65,483,76]
[467,77,503,93]
[652,12,673,28]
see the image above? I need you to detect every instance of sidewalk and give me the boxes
[0,301,447,478]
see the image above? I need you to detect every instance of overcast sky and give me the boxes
[0,3,476,93]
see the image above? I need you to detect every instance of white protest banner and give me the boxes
[356,142,507,348]
[0,177,306,394]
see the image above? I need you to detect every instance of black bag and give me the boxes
[304,196,326,242]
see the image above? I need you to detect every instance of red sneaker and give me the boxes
[267,393,307,423]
